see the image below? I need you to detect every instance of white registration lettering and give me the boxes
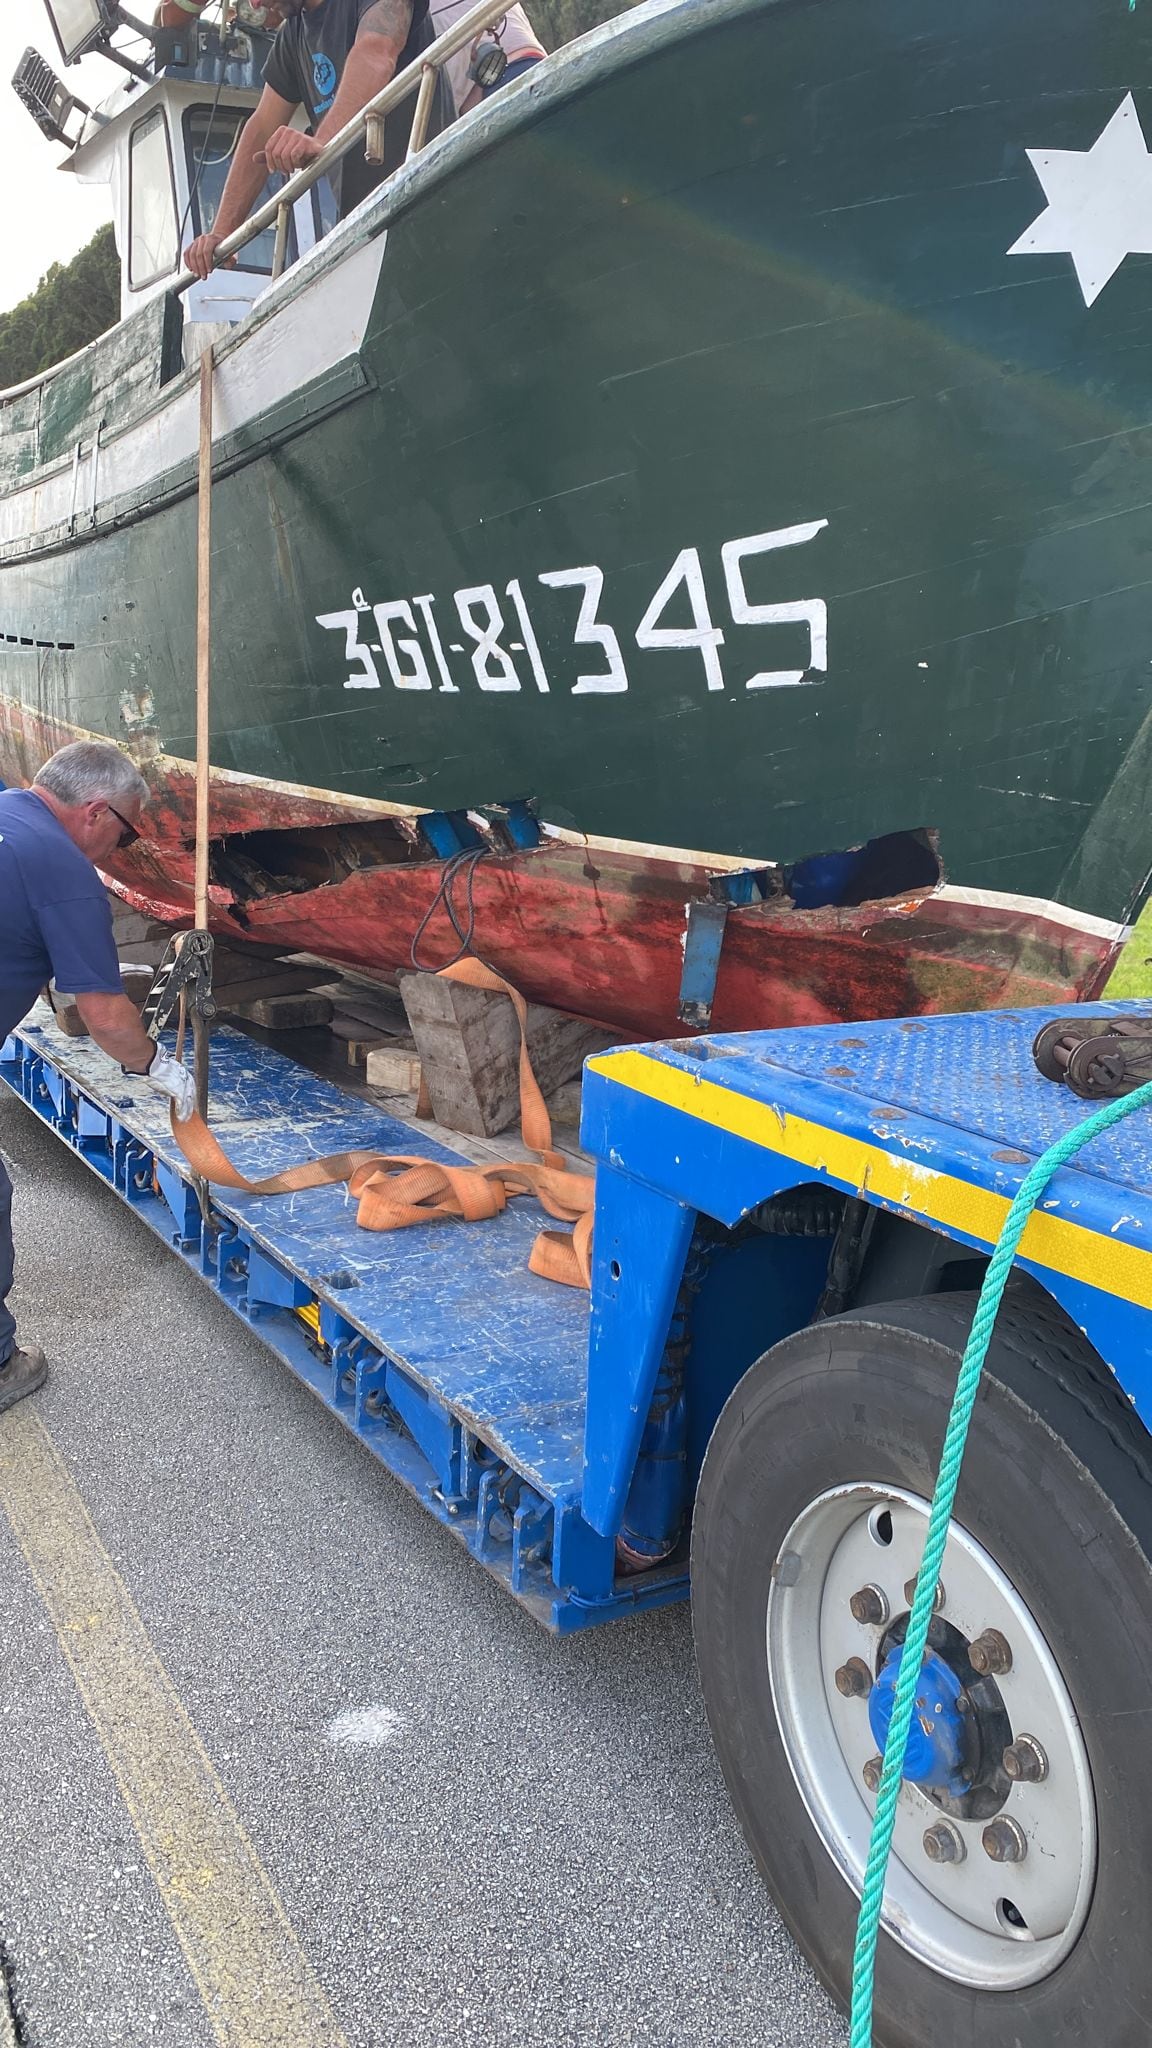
[316,608,381,690]
[373,600,434,690]
[411,594,459,692]
[454,584,521,691]
[635,547,725,691]
[721,519,829,688]
[324,517,831,705]
[538,566,628,694]
[504,578,551,692]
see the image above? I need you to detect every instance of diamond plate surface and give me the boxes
[698,1002,1152,1195]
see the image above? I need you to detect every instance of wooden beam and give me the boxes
[399,971,614,1138]
[191,346,214,1125]
[195,346,213,934]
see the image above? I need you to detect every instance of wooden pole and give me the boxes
[195,346,212,933]
[192,346,214,1127]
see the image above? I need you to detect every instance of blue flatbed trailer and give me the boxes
[6,998,1152,2048]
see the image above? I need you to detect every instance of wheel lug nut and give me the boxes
[849,1584,889,1626]
[969,1628,1013,1677]
[862,1754,883,1794]
[981,1817,1027,1863]
[903,1576,945,1611]
[834,1657,873,1699]
[922,1820,966,1865]
[1003,1735,1048,1783]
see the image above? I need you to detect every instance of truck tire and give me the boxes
[692,1288,1152,2048]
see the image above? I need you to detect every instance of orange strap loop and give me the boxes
[168,959,594,1288]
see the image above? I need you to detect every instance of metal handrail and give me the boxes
[174,0,526,289]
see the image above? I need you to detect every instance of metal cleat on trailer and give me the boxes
[8,996,1152,2046]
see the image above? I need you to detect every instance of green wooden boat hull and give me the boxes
[3,0,1151,1020]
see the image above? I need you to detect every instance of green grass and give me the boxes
[1103,896,1152,1000]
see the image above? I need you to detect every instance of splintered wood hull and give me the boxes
[0,699,1116,1038]
[1,0,1148,1029]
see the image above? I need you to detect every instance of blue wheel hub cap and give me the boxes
[867,1645,969,1797]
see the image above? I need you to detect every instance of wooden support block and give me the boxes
[398,971,613,1138]
[344,1035,392,1066]
[105,891,164,946]
[210,946,301,986]
[216,969,330,1009]
[50,964,157,1037]
[321,987,411,1036]
[545,1079,583,1129]
[364,1047,423,1093]
[119,965,155,1011]
[228,991,333,1030]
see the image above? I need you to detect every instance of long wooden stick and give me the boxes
[195,346,213,931]
[191,346,214,1133]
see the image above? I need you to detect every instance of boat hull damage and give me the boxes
[1,702,1114,1036]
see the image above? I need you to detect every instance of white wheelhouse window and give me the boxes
[183,105,322,275]
[128,108,178,289]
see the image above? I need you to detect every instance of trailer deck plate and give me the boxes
[0,1008,684,1631]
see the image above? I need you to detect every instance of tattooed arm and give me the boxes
[262,0,415,172]
[315,0,417,139]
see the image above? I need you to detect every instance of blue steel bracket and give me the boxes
[677,868,773,1029]
[155,1158,202,1249]
[417,808,485,859]
[582,1164,697,1539]
[384,1360,461,1499]
[678,899,730,1030]
[482,797,542,853]
[511,1491,554,1596]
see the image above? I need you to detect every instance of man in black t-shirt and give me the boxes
[185,0,447,277]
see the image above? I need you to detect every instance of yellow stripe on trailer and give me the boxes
[588,1048,1152,1311]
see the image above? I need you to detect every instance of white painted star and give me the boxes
[1008,93,1152,307]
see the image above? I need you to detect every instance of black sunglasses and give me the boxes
[106,802,141,849]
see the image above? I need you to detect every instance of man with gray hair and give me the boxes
[0,742,196,1412]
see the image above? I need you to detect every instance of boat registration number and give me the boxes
[314,520,828,699]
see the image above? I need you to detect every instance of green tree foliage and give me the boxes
[0,223,120,390]
[532,0,643,52]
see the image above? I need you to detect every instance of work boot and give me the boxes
[0,1346,48,1413]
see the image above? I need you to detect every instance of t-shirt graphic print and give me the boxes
[263,0,446,214]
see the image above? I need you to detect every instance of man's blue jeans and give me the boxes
[0,1157,15,1364]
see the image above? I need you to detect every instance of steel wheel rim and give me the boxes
[766,1483,1096,1989]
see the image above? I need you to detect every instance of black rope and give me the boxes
[177,65,231,258]
[409,845,494,971]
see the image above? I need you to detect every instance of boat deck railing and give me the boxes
[174,0,525,292]
[0,0,533,404]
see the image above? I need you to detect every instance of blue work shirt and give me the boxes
[0,789,123,1044]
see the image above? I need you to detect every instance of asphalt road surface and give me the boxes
[0,1089,847,2048]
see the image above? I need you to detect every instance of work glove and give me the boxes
[144,1047,198,1122]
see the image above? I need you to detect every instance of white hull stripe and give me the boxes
[934,883,1129,945]
[0,234,388,550]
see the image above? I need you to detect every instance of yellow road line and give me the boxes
[589,1048,1152,1309]
[0,1408,350,2048]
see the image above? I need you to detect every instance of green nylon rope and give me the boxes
[848,1074,1152,2047]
